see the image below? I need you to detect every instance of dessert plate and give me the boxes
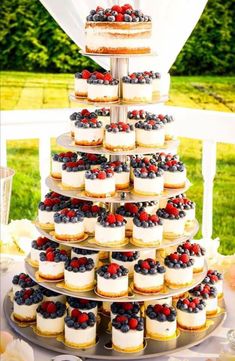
[79,50,158,58]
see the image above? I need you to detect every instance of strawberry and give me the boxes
[67,210,76,218]
[129,318,138,329]
[78,313,89,323]
[149,214,159,222]
[47,302,57,314]
[71,309,81,318]
[92,168,100,173]
[148,165,157,172]
[170,253,179,261]
[116,315,128,323]
[132,110,138,116]
[41,301,50,311]
[107,214,116,224]
[91,205,99,213]
[183,298,190,305]
[122,303,133,311]
[180,253,189,263]
[61,208,69,215]
[95,72,105,80]
[112,5,123,13]
[52,198,60,205]
[141,260,150,270]
[81,109,90,116]
[148,120,156,126]
[97,171,106,179]
[183,241,192,250]
[46,251,55,262]
[44,198,54,206]
[50,192,60,198]
[36,237,46,246]
[111,123,118,129]
[154,304,163,313]
[88,154,98,161]
[70,259,80,268]
[122,4,133,11]
[165,203,179,216]
[81,69,91,79]
[129,73,136,79]
[115,214,124,222]
[162,307,171,316]
[90,118,97,124]
[107,263,119,274]
[139,211,149,222]
[172,198,182,204]
[183,198,190,204]
[104,73,113,82]
[189,302,195,309]
[207,270,214,275]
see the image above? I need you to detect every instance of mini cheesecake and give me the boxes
[51,152,78,179]
[135,119,165,147]
[87,72,119,102]
[74,69,92,97]
[133,165,164,196]
[104,122,136,151]
[110,302,140,321]
[80,153,108,170]
[158,113,175,140]
[146,303,177,339]
[85,168,115,198]
[74,117,104,146]
[36,301,66,335]
[159,159,186,189]
[39,286,66,304]
[70,109,98,137]
[144,297,172,309]
[95,108,110,127]
[202,269,223,297]
[112,315,144,352]
[64,257,95,290]
[12,273,38,294]
[110,252,140,276]
[67,297,98,317]
[127,109,147,123]
[157,203,186,238]
[38,195,68,230]
[189,284,218,315]
[61,159,90,190]
[132,212,163,246]
[102,161,130,190]
[54,208,85,241]
[177,241,205,273]
[133,259,165,293]
[168,196,196,225]
[176,296,206,330]
[31,237,59,265]
[164,252,194,287]
[95,213,126,246]
[130,155,157,181]
[39,249,68,280]
[96,263,129,298]
[71,248,100,268]
[64,310,96,348]
[122,73,152,102]
[116,203,140,234]
[13,288,43,322]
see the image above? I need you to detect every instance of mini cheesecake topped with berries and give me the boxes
[102,161,130,189]
[127,109,146,122]
[39,286,66,304]
[202,270,223,297]
[70,109,98,136]
[133,259,165,293]
[54,208,85,241]
[38,194,68,230]
[13,288,43,322]
[159,159,186,189]
[80,153,108,169]
[112,314,144,353]
[95,108,110,127]
[176,297,206,330]
[97,263,129,297]
[85,168,115,198]
[153,152,178,163]
[132,211,163,246]
[133,165,164,196]
[177,241,205,273]
[122,73,152,102]
[116,203,140,234]
[164,252,194,287]
[64,257,95,291]
[111,302,140,321]
[39,249,68,280]
[51,151,77,179]
[74,116,104,146]
[168,195,195,224]
[157,203,186,238]
[74,69,93,97]
[31,237,59,265]
[135,118,165,147]
[111,251,140,276]
[130,155,157,181]
[67,297,98,317]
[65,309,96,348]
[146,303,177,339]
[77,203,106,235]
[147,113,175,140]
[189,284,218,315]
[12,273,38,294]
[36,301,66,335]
[71,247,99,267]
[61,159,90,190]
[87,72,119,102]
[104,122,135,151]
[95,213,126,247]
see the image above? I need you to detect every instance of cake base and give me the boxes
[112,342,145,353]
[87,96,118,103]
[64,337,96,349]
[37,271,64,281]
[147,330,178,341]
[75,92,87,98]
[164,182,186,189]
[104,143,135,152]
[57,281,95,292]
[163,231,184,239]
[93,237,128,248]
[177,322,206,331]
[85,190,116,198]
[123,97,152,103]
[136,141,165,148]
[35,326,63,337]
[13,313,36,322]
[38,222,54,231]
[116,182,130,190]
[131,237,161,247]
[75,139,103,146]
[133,284,163,294]
[96,288,128,298]
[61,183,84,191]
[165,279,192,289]
[132,188,162,196]
[54,231,85,241]
[51,172,61,180]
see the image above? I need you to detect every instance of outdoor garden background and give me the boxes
[1,0,235,255]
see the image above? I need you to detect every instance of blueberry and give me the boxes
[121,324,130,333]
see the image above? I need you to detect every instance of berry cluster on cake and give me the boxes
[61,159,90,189]
[133,164,164,196]
[176,296,206,330]
[64,257,95,291]
[38,286,66,304]
[38,192,69,230]
[133,258,165,293]
[30,237,58,265]
[168,195,195,224]
[78,203,106,234]
[39,249,68,280]
[67,297,98,317]
[116,203,140,234]
[85,168,115,198]
[110,302,140,321]
[36,301,66,336]
[189,283,218,315]
[104,122,135,151]
[13,288,43,322]
[74,116,104,146]
[102,161,130,189]
[111,251,140,276]
[127,109,146,121]
[96,263,129,297]
[80,153,108,169]
[87,72,119,102]
[164,252,194,287]
[71,247,99,267]
[132,211,163,246]
[157,203,186,237]
[70,109,98,136]
[54,208,85,240]
[158,159,186,188]
[177,240,205,273]
[135,118,165,147]
[146,303,177,339]
[51,151,78,179]
[12,273,38,294]
[122,73,152,102]
[202,269,223,297]
[95,213,126,246]
[146,113,175,140]
[74,69,93,97]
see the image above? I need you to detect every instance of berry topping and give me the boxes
[52,151,78,163]
[189,283,217,299]
[134,164,163,179]
[65,257,94,272]
[146,304,176,322]
[54,208,84,224]
[177,297,206,313]
[202,269,223,285]
[14,288,43,306]
[116,203,140,217]
[112,314,144,333]
[177,241,206,257]
[105,122,134,133]
[72,248,99,256]
[87,72,119,85]
[157,205,186,220]
[97,263,128,279]
[65,311,96,329]
[31,237,58,251]
[134,259,165,275]
[164,252,194,269]
[95,108,110,117]
[111,302,140,318]
[86,6,151,23]
[85,168,113,180]
[67,297,97,310]
[127,109,146,120]
[98,212,126,227]
[78,313,89,323]
[111,251,139,263]
[39,249,68,263]
[123,73,152,85]
[133,211,162,228]
[12,273,37,289]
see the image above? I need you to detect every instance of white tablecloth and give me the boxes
[1,259,235,361]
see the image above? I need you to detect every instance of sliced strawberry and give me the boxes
[191,244,200,254]
[183,241,192,250]
[82,204,91,212]
[19,273,27,280]
[96,6,104,12]
[36,237,47,246]
[45,247,54,254]
[148,165,158,172]
[189,302,195,309]
[78,257,87,266]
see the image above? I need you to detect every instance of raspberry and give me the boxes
[143,157,150,163]
[78,257,87,265]
[166,161,173,167]
[110,123,117,129]
[141,261,150,270]
[150,215,159,222]
[91,205,99,213]
[44,198,53,206]
[95,72,105,80]
[121,124,129,131]
[81,109,90,116]
[41,301,50,311]
[50,192,60,198]
[112,5,123,13]
[46,251,55,262]
[158,114,164,120]
[80,299,89,304]
[183,198,190,204]
[129,318,138,329]
[139,211,149,222]
[172,198,182,204]
[67,210,76,218]
[96,6,103,12]
[132,110,138,116]
[81,69,91,79]
[207,270,214,275]
[88,154,98,161]
[107,214,116,224]
[122,303,133,311]
[52,198,60,205]
[82,204,91,212]
[130,205,139,214]
[165,203,179,216]
[47,302,57,314]
[115,214,124,222]
[162,307,171,316]
[148,165,157,172]
[189,302,195,309]
[81,118,88,124]
[71,309,81,318]
[148,120,156,126]
[183,241,192,250]
[140,168,148,174]
[122,252,133,258]
[170,253,179,261]
[36,237,46,246]
[78,313,89,323]
[19,273,26,280]
[210,275,218,282]
[154,304,163,313]
[107,263,119,274]
[183,299,190,305]
[129,73,136,79]
[194,297,200,305]
[104,73,113,82]
[90,118,97,124]
[45,247,54,254]
[70,259,80,268]
[116,315,128,323]
[60,250,67,255]
[66,162,77,168]
[97,171,106,179]
[122,4,133,11]
[191,244,200,254]
[180,253,189,263]
[61,208,69,215]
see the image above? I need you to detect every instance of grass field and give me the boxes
[1,71,235,255]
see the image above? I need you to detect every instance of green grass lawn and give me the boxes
[1,71,235,255]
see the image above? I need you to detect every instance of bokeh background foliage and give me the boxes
[1,0,234,74]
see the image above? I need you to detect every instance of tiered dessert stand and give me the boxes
[4,52,226,359]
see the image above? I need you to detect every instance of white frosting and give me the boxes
[105,131,135,148]
[85,177,115,196]
[204,296,218,313]
[144,297,172,309]
[114,172,130,188]
[71,250,99,267]
[75,78,88,95]
[122,83,153,101]
[36,312,65,334]
[152,73,170,96]
[132,224,163,244]
[39,260,65,278]
[95,223,125,245]
[134,175,164,195]
[165,265,193,285]
[64,268,95,289]
[146,316,176,337]
[163,169,187,187]
[13,284,38,294]
[74,127,104,144]
[184,208,196,223]
[97,274,128,296]
[139,249,156,259]
[112,328,144,350]
[61,169,85,188]
[136,127,165,146]
[177,308,206,328]
[134,271,164,290]
[64,324,96,346]
[191,255,205,271]
[54,221,84,237]
[51,160,62,177]
[43,294,66,304]
[110,257,138,276]
[68,305,98,317]
[13,301,40,320]
[87,84,118,101]
[160,217,186,236]
[38,209,55,225]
